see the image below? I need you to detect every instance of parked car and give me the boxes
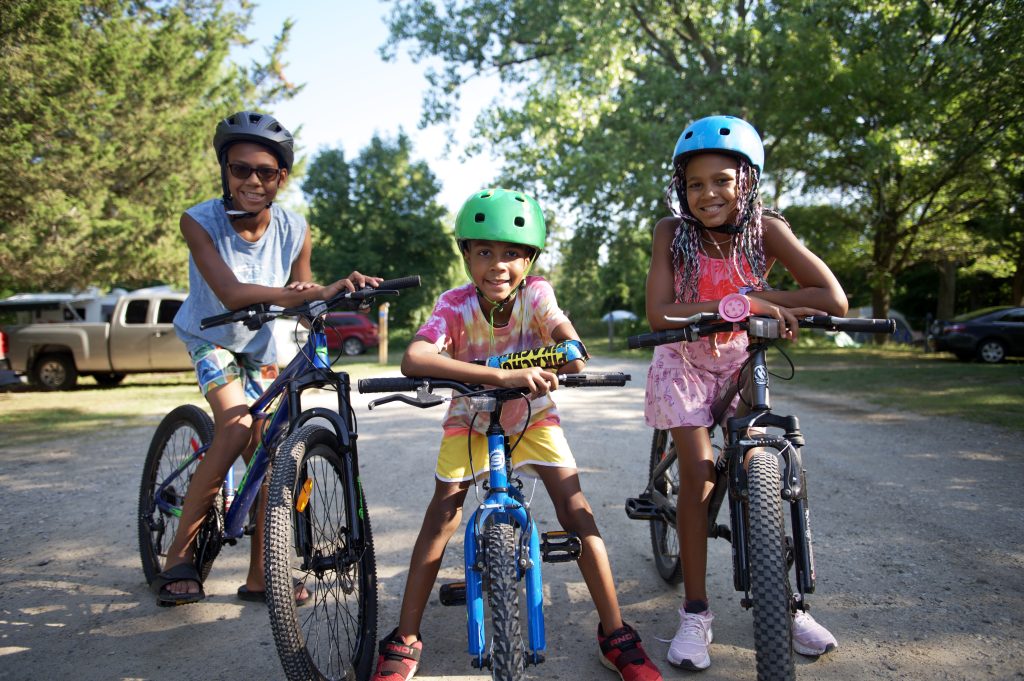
[323,312,378,356]
[928,306,1024,363]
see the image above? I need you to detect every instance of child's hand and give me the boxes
[748,298,826,342]
[321,271,384,299]
[499,366,559,397]
[286,281,319,292]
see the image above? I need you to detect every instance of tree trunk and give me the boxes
[936,259,958,319]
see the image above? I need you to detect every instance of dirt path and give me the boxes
[0,357,1021,680]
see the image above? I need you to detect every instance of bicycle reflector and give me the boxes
[296,478,314,512]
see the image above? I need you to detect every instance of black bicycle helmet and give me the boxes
[213,111,294,170]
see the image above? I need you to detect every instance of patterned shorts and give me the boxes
[190,343,279,401]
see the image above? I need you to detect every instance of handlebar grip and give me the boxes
[376,275,421,291]
[199,310,237,330]
[561,372,631,387]
[627,328,690,349]
[357,377,421,393]
[807,316,896,334]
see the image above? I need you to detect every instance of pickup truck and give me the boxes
[1,289,309,390]
[2,290,192,390]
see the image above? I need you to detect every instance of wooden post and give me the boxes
[377,302,389,364]
[607,318,615,350]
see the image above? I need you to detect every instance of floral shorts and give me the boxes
[190,343,279,401]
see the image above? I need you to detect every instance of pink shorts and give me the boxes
[644,334,748,429]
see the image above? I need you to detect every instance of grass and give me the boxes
[3,334,1021,447]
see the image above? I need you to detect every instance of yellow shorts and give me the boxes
[436,426,577,483]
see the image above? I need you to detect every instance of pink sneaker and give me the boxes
[792,610,838,657]
[667,608,714,670]
[598,622,664,681]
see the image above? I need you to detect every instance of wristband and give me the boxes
[718,293,751,322]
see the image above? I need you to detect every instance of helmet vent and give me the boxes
[475,212,486,223]
[514,217,525,227]
[684,131,694,139]
[247,113,262,124]
[720,127,731,135]
[515,196,525,202]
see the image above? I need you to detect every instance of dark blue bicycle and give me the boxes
[137,276,419,681]
[358,356,629,681]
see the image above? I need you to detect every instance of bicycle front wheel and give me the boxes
[648,429,683,584]
[265,424,377,681]
[485,521,525,681]
[745,450,795,680]
[138,404,221,585]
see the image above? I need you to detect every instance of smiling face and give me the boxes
[463,239,533,311]
[224,142,288,214]
[684,152,740,229]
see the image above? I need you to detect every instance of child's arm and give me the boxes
[646,218,721,330]
[550,322,586,375]
[402,337,559,395]
[181,215,379,309]
[753,216,848,317]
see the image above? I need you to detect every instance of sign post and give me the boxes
[377,302,389,364]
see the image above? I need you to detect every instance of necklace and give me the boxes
[699,232,731,259]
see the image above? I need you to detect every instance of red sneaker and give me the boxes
[598,622,664,681]
[371,629,422,681]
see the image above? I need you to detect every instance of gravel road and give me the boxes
[0,357,1021,681]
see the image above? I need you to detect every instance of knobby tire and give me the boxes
[648,428,683,584]
[746,451,796,681]
[265,424,377,681]
[138,404,222,585]
[485,522,525,681]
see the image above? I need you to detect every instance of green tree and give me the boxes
[304,133,459,330]
[384,0,1024,322]
[0,0,299,293]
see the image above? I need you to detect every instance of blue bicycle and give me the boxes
[357,355,629,681]
[137,275,419,681]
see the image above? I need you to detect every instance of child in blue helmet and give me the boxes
[645,116,848,670]
[151,111,380,606]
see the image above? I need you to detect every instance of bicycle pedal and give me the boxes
[625,495,662,521]
[541,530,581,563]
[439,581,466,606]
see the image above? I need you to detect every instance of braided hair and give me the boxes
[663,155,775,303]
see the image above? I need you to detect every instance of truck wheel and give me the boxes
[93,372,127,387]
[33,354,77,390]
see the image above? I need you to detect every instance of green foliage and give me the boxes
[384,0,1024,320]
[0,0,299,293]
[303,132,460,330]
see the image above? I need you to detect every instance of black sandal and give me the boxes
[151,563,205,606]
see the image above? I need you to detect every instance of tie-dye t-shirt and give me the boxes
[415,276,570,436]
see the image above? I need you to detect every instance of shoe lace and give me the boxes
[678,612,708,641]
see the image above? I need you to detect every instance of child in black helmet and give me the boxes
[149,111,380,606]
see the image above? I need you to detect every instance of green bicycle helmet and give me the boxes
[454,188,546,255]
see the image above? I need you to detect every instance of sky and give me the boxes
[239,1,502,215]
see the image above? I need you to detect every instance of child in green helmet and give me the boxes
[370,189,663,681]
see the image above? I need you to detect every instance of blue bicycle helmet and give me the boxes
[672,115,764,173]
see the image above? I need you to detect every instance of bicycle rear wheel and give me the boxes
[485,521,525,681]
[138,404,222,585]
[648,429,683,584]
[265,424,377,681]
[746,450,795,680]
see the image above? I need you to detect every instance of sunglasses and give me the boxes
[227,162,283,183]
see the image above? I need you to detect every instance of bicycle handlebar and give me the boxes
[199,275,421,330]
[627,314,896,349]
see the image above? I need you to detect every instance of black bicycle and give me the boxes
[138,275,419,681]
[625,310,894,680]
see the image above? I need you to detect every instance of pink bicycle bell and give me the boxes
[718,293,751,322]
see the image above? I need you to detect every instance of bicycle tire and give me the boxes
[138,404,222,585]
[648,429,683,584]
[485,521,525,681]
[265,424,377,681]
[746,451,796,681]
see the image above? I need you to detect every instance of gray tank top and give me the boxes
[173,198,307,364]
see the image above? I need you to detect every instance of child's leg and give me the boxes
[394,478,470,643]
[668,426,716,606]
[535,466,622,633]
[161,379,252,594]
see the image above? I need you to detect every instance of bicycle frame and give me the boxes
[463,403,546,668]
[152,327,368,553]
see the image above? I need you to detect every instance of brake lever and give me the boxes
[367,392,445,410]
